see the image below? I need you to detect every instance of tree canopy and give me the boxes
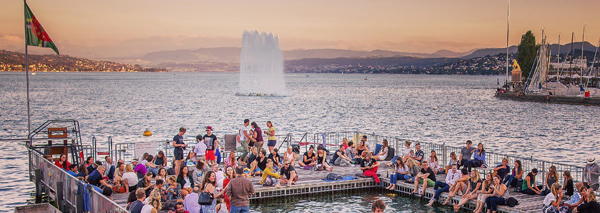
[516,31,539,80]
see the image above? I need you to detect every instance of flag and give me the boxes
[25,2,59,55]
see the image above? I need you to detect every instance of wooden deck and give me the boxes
[111,163,545,212]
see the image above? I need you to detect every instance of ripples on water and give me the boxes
[1,72,599,211]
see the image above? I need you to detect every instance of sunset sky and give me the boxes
[1,0,599,58]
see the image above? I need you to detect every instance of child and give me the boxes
[166,176,182,200]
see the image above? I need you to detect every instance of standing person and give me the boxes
[458,140,476,170]
[251,122,264,153]
[199,171,227,213]
[426,164,461,206]
[583,158,600,191]
[411,160,436,196]
[279,159,298,186]
[203,126,218,166]
[361,151,381,186]
[192,135,206,163]
[237,119,252,161]
[227,166,255,213]
[222,166,234,211]
[173,127,187,176]
[264,121,277,154]
[521,168,542,195]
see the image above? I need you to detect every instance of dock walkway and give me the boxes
[112,163,544,212]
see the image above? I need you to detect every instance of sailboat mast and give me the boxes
[506,0,510,84]
[581,25,585,82]
[557,34,560,82]
[570,32,574,81]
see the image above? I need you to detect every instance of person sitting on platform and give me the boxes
[542,165,559,195]
[445,152,458,175]
[372,139,389,161]
[88,165,113,189]
[84,156,94,167]
[404,158,420,183]
[428,150,444,174]
[354,140,369,164]
[426,164,462,206]
[473,173,494,213]
[332,144,352,166]
[225,150,237,168]
[142,155,159,177]
[493,158,510,184]
[563,171,574,200]
[542,182,568,213]
[283,146,297,168]
[138,172,155,198]
[575,191,600,213]
[87,160,101,174]
[122,164,138,193]
[386,157,408,190]
[279,159,298,186]
[315,145,333,171]
[583,158,600,191]
[55,154,70,170]
[345,142,357,164]
[411,143,424,165]
[268,148,282,170]
[485,175,509,213]
[132,158,147,179]
[298,145,316,169]
[503,160,523,187]
[250,149,268,176]
[444,168,470,204]
[66,164,78,177]
[177,166,194,198]
[457,140,476,170]
[521,168,542,195]
[153,151,168,168]
[192,161,206,186]
[245,147,258,169]
[259,159,281,187]
[466,143,486,173]
[361,151,381,186]
[401,140,413,162]
[411,160,436,196]
[452,170,482,211]
[102,156,116,180]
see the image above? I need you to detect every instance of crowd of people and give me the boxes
[47,120,600,213]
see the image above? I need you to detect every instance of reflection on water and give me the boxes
[1,72,598,211]
[251,189,454,213]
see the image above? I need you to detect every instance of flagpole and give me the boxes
[24,0,31,137]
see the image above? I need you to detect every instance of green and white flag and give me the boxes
[25,2,59,55]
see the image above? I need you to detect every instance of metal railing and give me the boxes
[27,145,126,212]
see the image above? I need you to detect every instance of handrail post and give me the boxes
[108,136,113,161]
[35,168,41,203]
[442,142,447,167]
[56,181,64,212]
[92,136,97,162]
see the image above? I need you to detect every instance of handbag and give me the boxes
[198,191,214,205]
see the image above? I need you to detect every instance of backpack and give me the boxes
[326,173,343,181]
[505,197,518,207]
[263,176,275,186]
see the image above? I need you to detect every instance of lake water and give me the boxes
[1,72,599,211]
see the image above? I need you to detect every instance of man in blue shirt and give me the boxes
[66,164,78,177]
[493,158,511,179]
[129,188,146,213]
[412,143,425,165]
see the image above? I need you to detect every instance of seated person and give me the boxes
[354,141,369,164]
[88,166,113,189]
[426,164,462,206]
[332,144,352,166]
[401,140,413,162]
[245,147,258,169]
[315,145,333,171]
[493,158,510,180]
[386,157,409,190]
[411,160,436,196]
[466,143,486,173]
[372,139,389,161]
[121,164,138,193]
[66,164,78,176]
[267,148,282,170]
[258,159,281,187]
[345,142,356,163]
[279,159,298,186]
[411,143,424,166]
[445,152,458,174]
[102,156,116,180]
[87,160,102,174]
[55,154,71,170]
[503,160,523,187]
[166,176,182,200]
[360,151,381,186]
[521,168,542,195]
[249,149,268,176]
[137,172,155,197]
[298,146,316,169]
[428,150,444,174]
[142,155,159,176]
[192,161,206,186]
[132,158,147,179]
[283,146,297,168]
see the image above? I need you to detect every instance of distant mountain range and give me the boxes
[118,41,596,66]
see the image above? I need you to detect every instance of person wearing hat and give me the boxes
[203,126,219,166]
[583,158,600,191]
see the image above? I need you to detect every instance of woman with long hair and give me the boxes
[200,171,227,213]
[55,154,70,170]
[485,175,509,213]
[153,151,167,168]
[141,188,161,213]
[222,166,234,211]
[542,165,559,195]
[542,182,568,213]
[473,173,494,213]
[137,172,154,197]
[386,157,408,190]
[264,121,277,154]
[251,122,264,153]
[503,160,523,186]
[452,170,482,211]
[373,139,389,161]
[428,150,444,174]
[563,171,574,198]
[121,164,138,193]
[225,150,237,168]
[404,158,420,182]
[575,191,600,212]
[341,138,349,150]
[467,143,486,173]
[176,166,194,198]
[156,168,167,181]
[445,152,458,174]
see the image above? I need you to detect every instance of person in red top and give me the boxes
[55,154,70,170]
[222,165,234,211]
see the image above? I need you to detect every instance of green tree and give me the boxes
[516,31,539,80]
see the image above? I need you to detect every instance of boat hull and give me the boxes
[495,92,600,106]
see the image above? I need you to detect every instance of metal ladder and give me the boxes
[28,119,84,165]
